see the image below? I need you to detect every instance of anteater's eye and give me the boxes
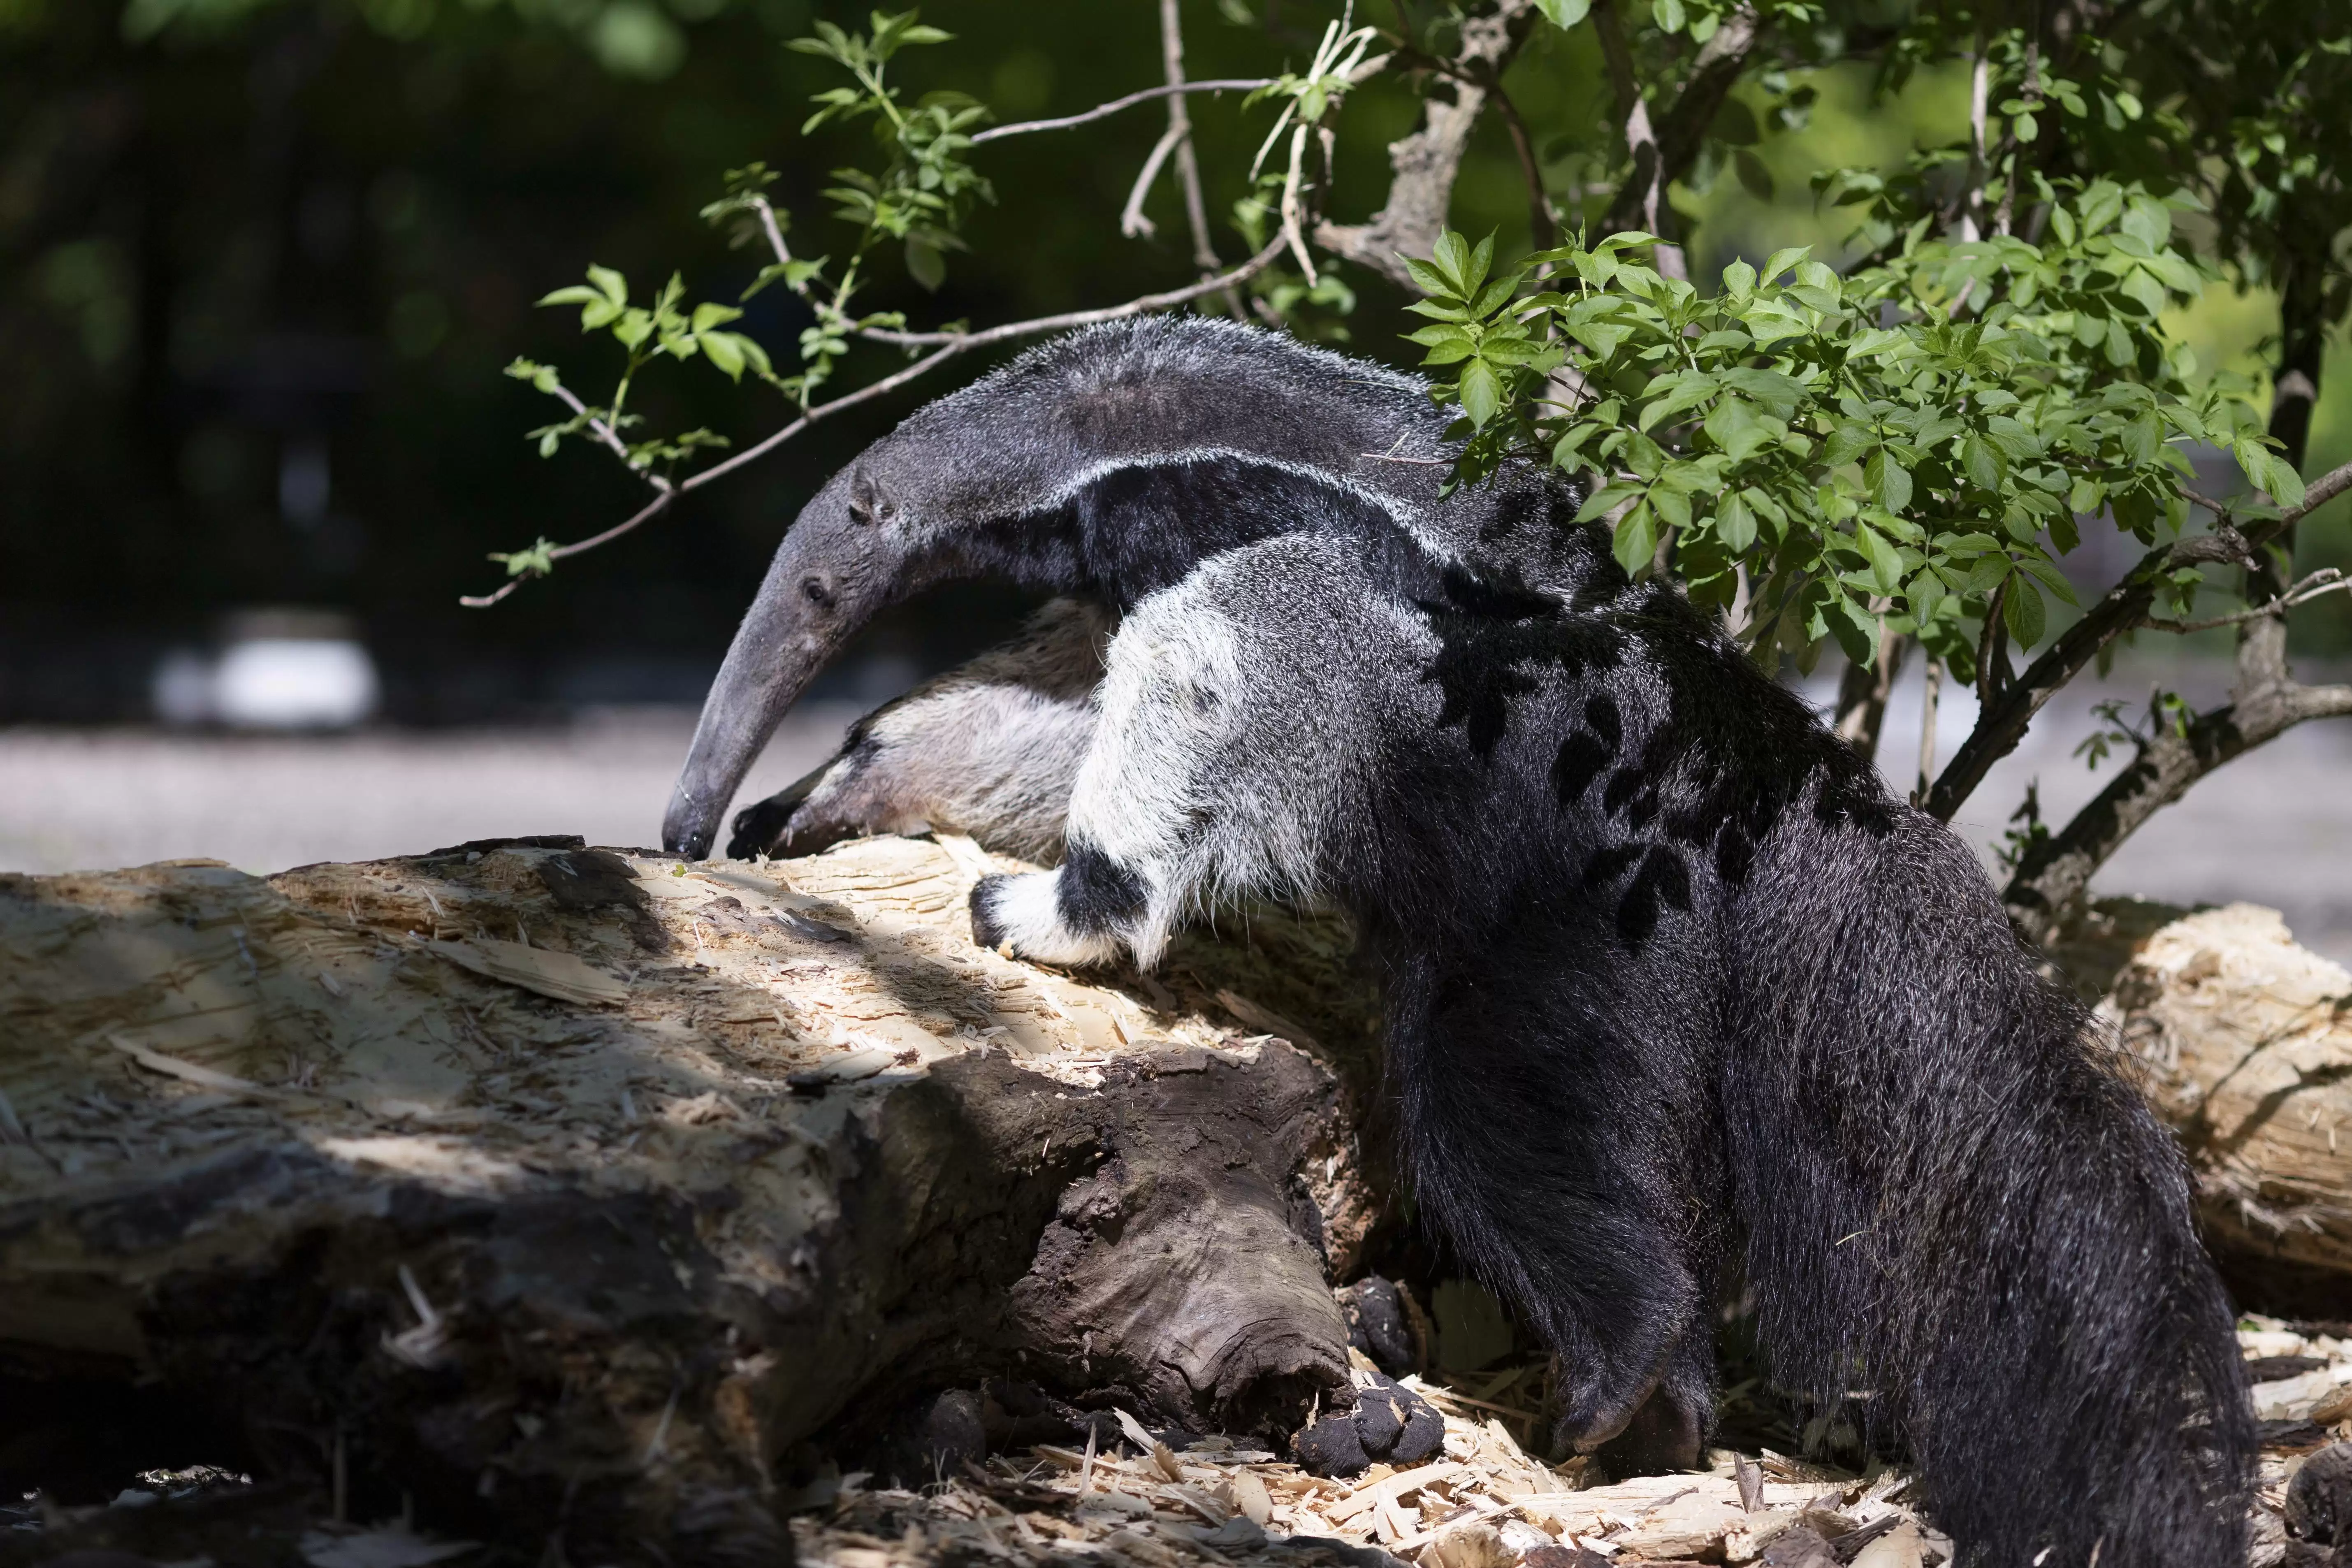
[801,575,837,609]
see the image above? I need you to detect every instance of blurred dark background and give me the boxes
[5,0,2347,724]
[0,0,1583,724]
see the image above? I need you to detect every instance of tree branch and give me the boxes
[1485,74,1558,251]
[1832,611,1904,763]
[1158,0,1236,316]
[1315,0,1537,288]
[1595,2,1762,279]
[2136,568,2349,633]
[1119,123,1188,239]
[1648,4,1764,211]
[464,239,1290,605]
[1591,0,1665,257]
[970,79,1272,144]
[2004,674,2352,944]
[1923,456,2352,819]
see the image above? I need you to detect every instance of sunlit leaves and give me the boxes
[1404,185,2294,685]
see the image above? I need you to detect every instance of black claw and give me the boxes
[726,796,796,861]
[970,874,1013,951]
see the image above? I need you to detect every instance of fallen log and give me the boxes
[0,834,1382,1563]
[2095,902,2352,1305]
[10,833,2351,1564]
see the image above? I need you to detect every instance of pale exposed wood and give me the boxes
[2098,903,2352,1289]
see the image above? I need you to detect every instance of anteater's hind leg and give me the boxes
[726,597,1111,862]
[1387,961,1721,1468]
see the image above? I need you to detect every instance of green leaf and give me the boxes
[505,357,561,395]
[2015,553,2081,608]
[585,264,628,307]
[1575,482,1645,523]
[1467,271,1528,319]
[1431,231,1475,297]
[1867,449,1914,513]
[699,332,745,380]
[1650,484,1693,531]
[1651,0,1684,34]
[1639,373,1718,431]
[905,235,946,290]
[489,538,558,578]
[2264,452,2308,511]
[1458,359,1503,428]
[1613,501,1658,576]
[1705,397,1772,462]
[1717,491,1756,552]
[1533,0,1591,24]
[1759,247,1806,287]
[1858,527,1902,595]
[1462,232,1496,298]
[2004,574,2047,647]
[1402,256,1457,299]
[1962,434,2005,490]
[1823,423,1876,468]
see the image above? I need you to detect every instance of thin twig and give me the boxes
[970,79,1271,144]
[1158,0,1239,317]
[754,196,791,269]
[1278,124,1317,286]
[2137,568,2350,634]
[550,381,644,469]
[1923,455,2352,820]
[856,235,1286,348]
[1485,74,1558,251]
[1914,656,1942,807]
[464,240,1288,605]
[1120,123,1188,239]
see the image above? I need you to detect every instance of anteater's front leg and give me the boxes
[967,543,1360,970]
[728,597,1111,863]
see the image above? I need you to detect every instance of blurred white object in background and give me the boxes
[151,608,380,730]
[151,649,216,726]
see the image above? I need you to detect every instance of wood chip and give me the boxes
[106,1035,304,1104]
[1225,1470,1272,1527]
[1327,1460,1468,1523]
[1214,988,1321,1051]
[426,938,627,1007]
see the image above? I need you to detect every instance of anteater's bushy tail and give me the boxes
[1730,812,2253,1568]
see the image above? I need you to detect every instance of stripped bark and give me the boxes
[1313,0,1537,288]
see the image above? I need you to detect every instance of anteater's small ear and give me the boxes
[847,466,898,525]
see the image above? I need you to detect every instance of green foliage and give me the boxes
[789,10,991,293]
[511,265,767,469]
[2074,688,2194,771]
[1406,179,2296,680]
[487,536,557,579]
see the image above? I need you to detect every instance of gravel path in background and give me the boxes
[3,666,2347,963]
